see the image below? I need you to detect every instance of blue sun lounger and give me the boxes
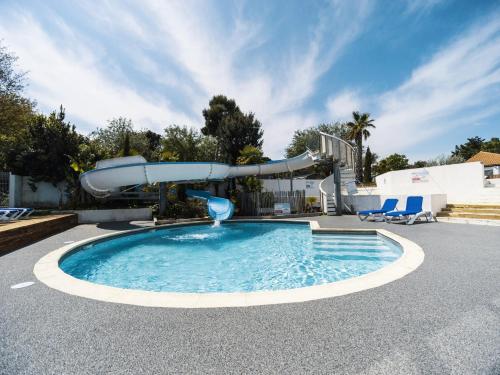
[0,208,34,221]
[384,196,434,225]
[357,198,398,221]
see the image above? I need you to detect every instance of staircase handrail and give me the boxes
[319,131,356,170]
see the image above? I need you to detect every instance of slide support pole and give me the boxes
[333,161,342,216]
[159,182,167,217]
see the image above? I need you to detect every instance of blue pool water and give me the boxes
[60,222,403,293]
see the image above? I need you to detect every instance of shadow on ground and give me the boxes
[96,221,149,231]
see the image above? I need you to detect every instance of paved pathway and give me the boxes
[0,218,499,374]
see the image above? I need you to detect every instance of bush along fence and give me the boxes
[237,190,306,216]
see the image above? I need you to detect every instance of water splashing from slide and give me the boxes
[212,220,221,228]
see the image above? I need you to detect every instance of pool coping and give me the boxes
[33,220,424,308]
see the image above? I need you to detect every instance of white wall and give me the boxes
[261,179,322,198]
[375,162,485,203]
[63,208,153,224]
[8,174,22,207]
[9,174,67,207]
[347,194,447,215]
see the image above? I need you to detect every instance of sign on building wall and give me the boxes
[411,170,429,183]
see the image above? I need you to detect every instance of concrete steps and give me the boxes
[437,204,500,221]
[326,196,337,216]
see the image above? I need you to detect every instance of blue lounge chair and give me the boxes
[357,198,398,221]
[384,196,434,225]
[0,208,34,221]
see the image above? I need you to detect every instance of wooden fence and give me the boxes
[237,190,306,216]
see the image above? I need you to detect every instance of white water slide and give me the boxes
[80,151,319,198]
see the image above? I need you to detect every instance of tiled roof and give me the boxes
[466,151,500,166]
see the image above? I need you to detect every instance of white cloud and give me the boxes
[366,15,500,157]
[326,91,362,120]
[404,0,447,15]
[0,0,372,158]
[80,0,373,157]
[0,12,195,134]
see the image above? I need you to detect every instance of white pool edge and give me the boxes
[33,220,424,308]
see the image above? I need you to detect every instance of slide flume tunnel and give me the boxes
[80,151,318,199]
[186,189,234,221]
[80,152,318,220]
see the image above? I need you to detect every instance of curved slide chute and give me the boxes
[186,189,234,221]
[80,151,318,199]
[80,152,317,220]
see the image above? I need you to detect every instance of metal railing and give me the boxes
[238,190,306,216]
[319,132,356,169]
[318,133,357,214]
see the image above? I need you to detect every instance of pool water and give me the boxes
[60,222,403,293]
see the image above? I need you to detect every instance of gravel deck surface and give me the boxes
[1,217,499,374]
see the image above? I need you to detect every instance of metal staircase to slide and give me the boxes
[318,132,357,215]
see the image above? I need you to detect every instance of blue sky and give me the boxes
[1,0,499,160]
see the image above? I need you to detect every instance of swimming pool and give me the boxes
[59,222,403,293]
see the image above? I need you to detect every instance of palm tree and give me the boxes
[346,112,375,182]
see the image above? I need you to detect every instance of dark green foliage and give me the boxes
[160,200,207,219]
[0,42,36,169]
[452,136,500,160]
[285,122,350,178]
[6,107,84,206]
[89,118,163,161]
[346,112,376,182]
[236,145,267,192]
[217,111,263,164]
[202,95,264,164]
[411,160,428,168]
[285,122,350,158]
[143,130,162,161]
[162,125,218,162]
[201,95,240,137]
[374,153,409,175]
[452,136,485,160]
[122,132,131,156]
[0,42,26,95]
[90,117,133,158]
[482,137,500,154]
[363,147,373,183]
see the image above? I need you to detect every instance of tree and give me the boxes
[425,154,464,166]
[482,137,500,154]
[0,42,27,95]
[236,145,267,192]
[121,132,131,156]
[452,136,484,160]
[217,111,263,164]
[201,95,240,137]
[6,107,84,207]
[411,160,428,168]
[202,95,263,164]
[363,147,373,183]
[285,122,350,178]
[142,130,162,161]
[285,122,350,158]
[90,117,134,158]
[161,125,219,162]
[346,112,376,182]
[90,118,162,160]
[162,125,202,162]
[0,42,36,169]
[373,153,409,175]
[197,135,219,162]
